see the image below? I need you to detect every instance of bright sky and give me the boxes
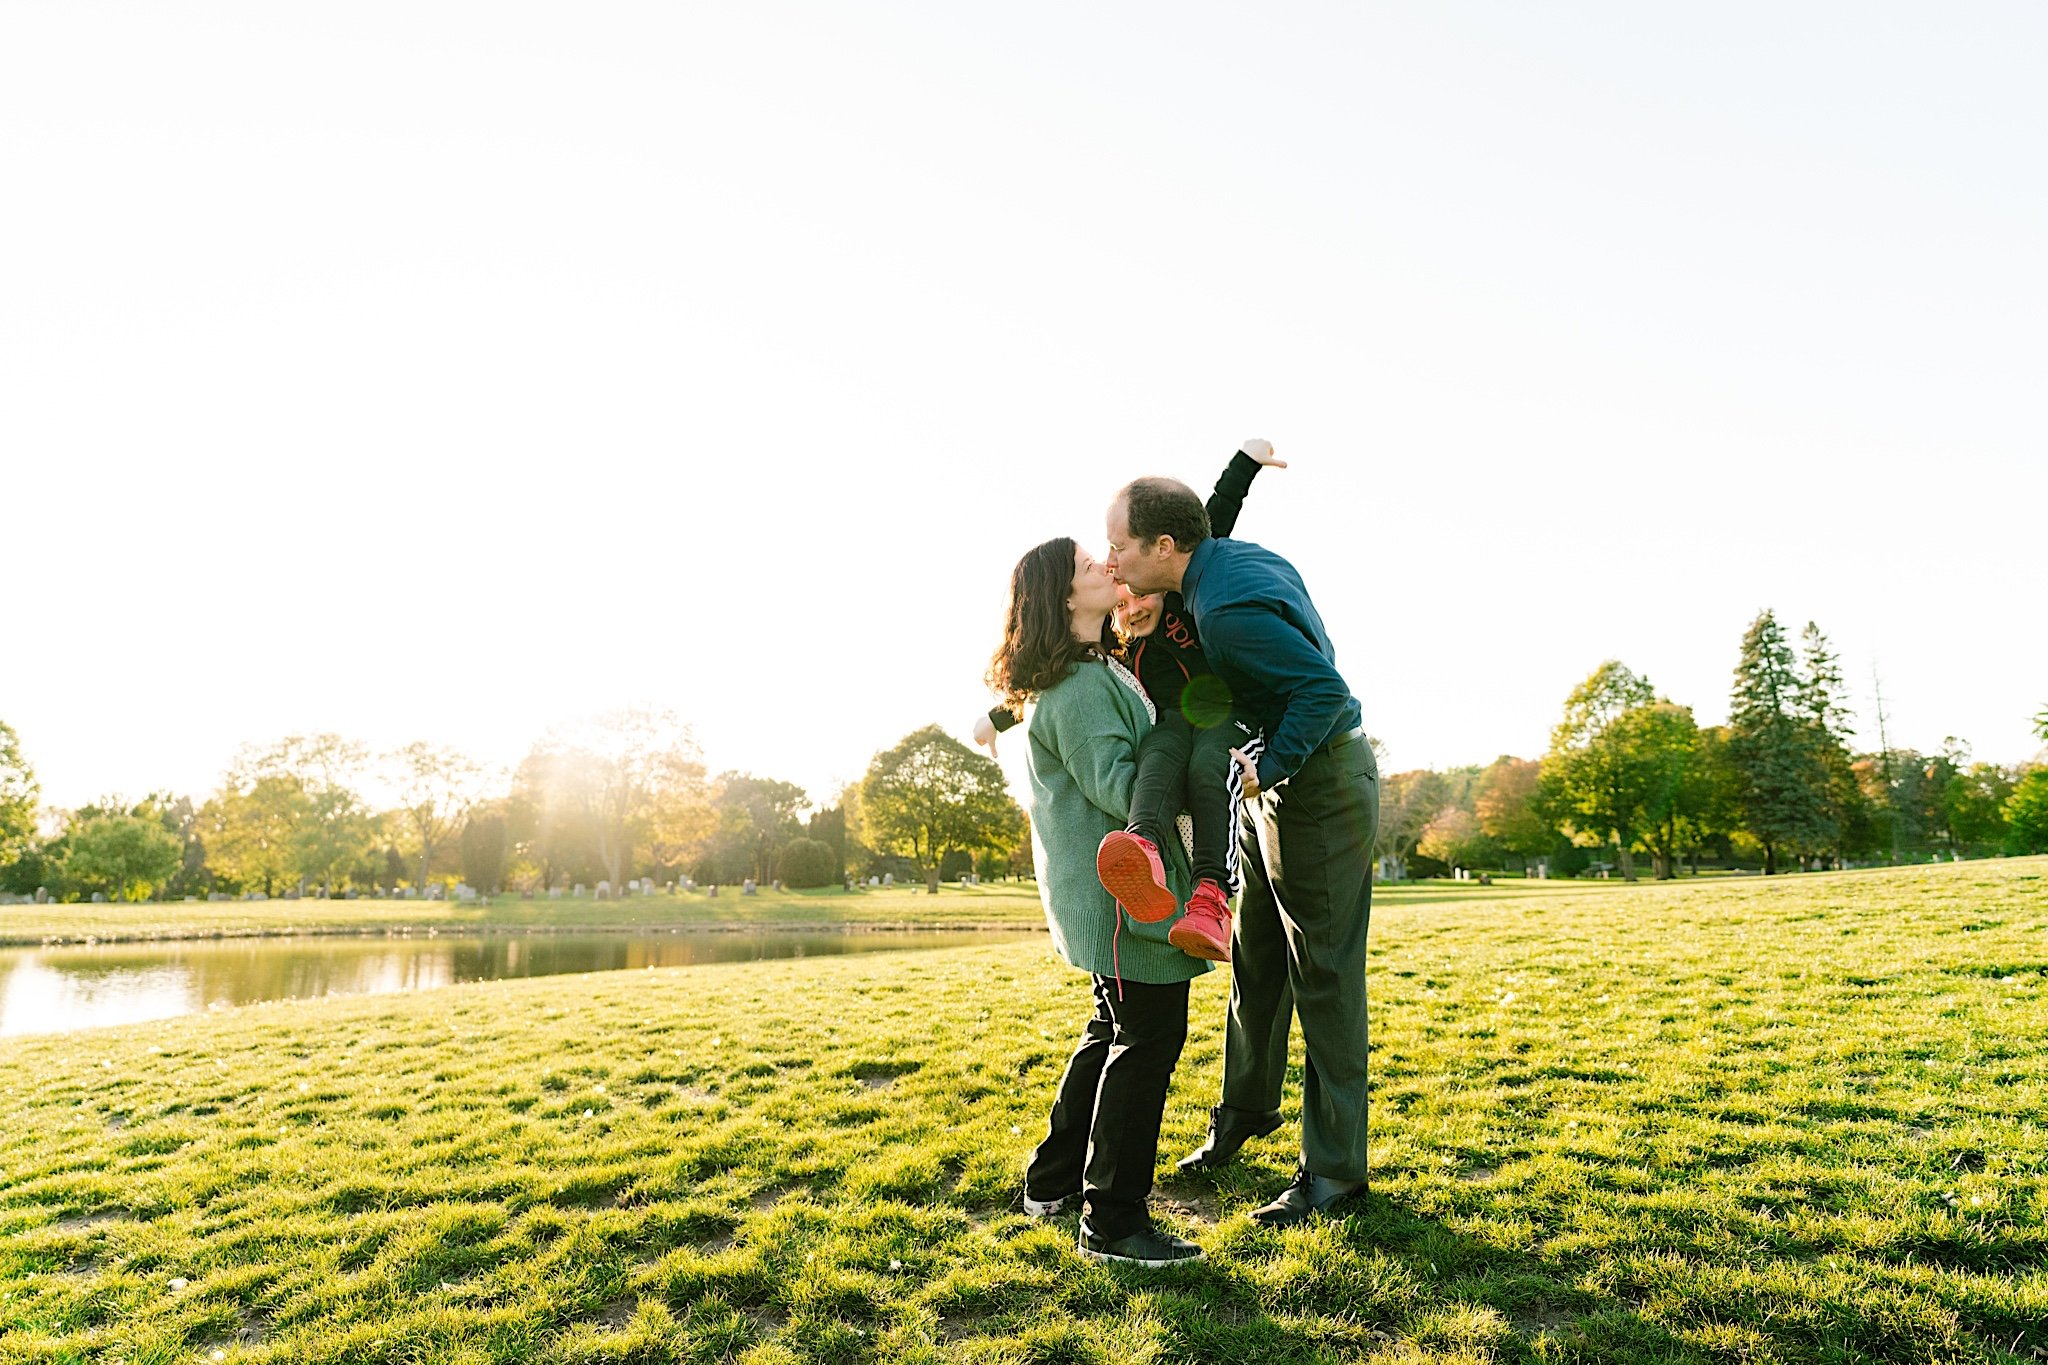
[7,2,2044,815]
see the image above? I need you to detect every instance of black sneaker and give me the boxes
[1077,1220,1204,1267]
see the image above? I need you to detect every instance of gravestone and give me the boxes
[252,891,269,901]
[595,882,611,901]
[35,887,49,904]
[882,873,894,887]
[454,884,478,901]
[549,887,562,899]
[772,879,784,892]
[741,879,757,896]
[868,876,880,887]
[91,892,106,903]
[706,885,719,898]
[573,883,587,898]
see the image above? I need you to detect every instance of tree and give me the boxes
[861,725,1021,894]
[201,774,309,896]
[387,743,486,891]
[2005,770,2048,855]
[234,735,379,896]
[1539,661,1660,881]
[1796,623,1863,865]
[2035,706,2048,745]
[0,720,37,871]
[62,813,182,902]
[515,708,705,891]
[1945,762,2016,853]
[776,838,839,889]
[1727,611,1832,873]
[1376,769,1452,880]
[459,811,509,894]
[1474,757,1552,864]
[713,774,810,884]
[1416,807,1489,873]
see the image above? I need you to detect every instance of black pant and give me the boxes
[1222,733,1378,1182]
[1128,712,1261,893]
[1024,975,1189,1240]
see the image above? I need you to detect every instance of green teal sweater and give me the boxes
[1024,658,1214,984]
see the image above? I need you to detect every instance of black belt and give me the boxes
[1319,726,1368,755]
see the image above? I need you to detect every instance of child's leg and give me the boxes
[1187,717,1263,893]
[1126,711,1192,850]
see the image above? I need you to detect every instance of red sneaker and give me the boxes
[1096,830,1178,924]
[1169,879,1233,962]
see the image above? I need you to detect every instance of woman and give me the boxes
[987,535,1210,1268]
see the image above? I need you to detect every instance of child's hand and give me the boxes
[1230,748,1261,799]
[973,713,1000,758]
[1241,438,1286,468]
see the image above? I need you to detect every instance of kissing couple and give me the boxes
[978,440,1380,1266]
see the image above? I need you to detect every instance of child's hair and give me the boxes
[986,537,1120,711]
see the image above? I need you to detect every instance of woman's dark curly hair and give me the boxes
[987,536,1121,714]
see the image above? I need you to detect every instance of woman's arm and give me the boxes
[1036,669,1141,822]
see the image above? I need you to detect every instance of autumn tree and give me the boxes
[1417,807,1489,873]
[861,725,1021,894]
[1474,757,1551,865]
[1375,769,1452,881]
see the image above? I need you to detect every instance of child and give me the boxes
[975,440,1281,961]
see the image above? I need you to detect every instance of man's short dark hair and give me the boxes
[1118,477,1209,552]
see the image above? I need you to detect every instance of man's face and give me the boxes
[1115,584,1165,638]
[1106,498,1175,594]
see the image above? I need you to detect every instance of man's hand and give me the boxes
[1241,438,1286,468]
[1231,747,1262,800]
[973,713,1000,758]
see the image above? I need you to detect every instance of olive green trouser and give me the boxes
[1220,733,1379,1183]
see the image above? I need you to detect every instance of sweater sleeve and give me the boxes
[1199,604,1351,789]
[1204,450,1263,540]
[1036,668,1141,822]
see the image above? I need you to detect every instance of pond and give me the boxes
[0,930,1035,1037]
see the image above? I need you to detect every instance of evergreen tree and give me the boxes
[1728,610,1831,873]
[1796,622,1863,864]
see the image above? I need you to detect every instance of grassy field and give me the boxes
[1,858,2043,1363]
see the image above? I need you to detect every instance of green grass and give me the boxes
[2,858,2044,1363]
[0,884,1051,946]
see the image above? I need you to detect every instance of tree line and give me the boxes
[0,712,1028,904]
[1378,610,2048,881]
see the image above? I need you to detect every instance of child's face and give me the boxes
[1116,586,1166,638]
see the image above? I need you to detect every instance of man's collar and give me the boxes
[1181,538,1218,603]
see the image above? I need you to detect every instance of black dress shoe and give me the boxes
[1248,1167,1366,1228]
[1175,1104,1284,1172]
[1078,1220,1204,1267]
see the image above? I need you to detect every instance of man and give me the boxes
[1105,443,1378,1227]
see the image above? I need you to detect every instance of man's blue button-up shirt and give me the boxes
[1181,536,1363,790]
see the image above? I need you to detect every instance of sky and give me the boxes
[5,1,2044,815]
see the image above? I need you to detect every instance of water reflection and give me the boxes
[0,931,1027,1037]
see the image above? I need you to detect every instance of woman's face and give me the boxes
[1069,543,1120,620]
